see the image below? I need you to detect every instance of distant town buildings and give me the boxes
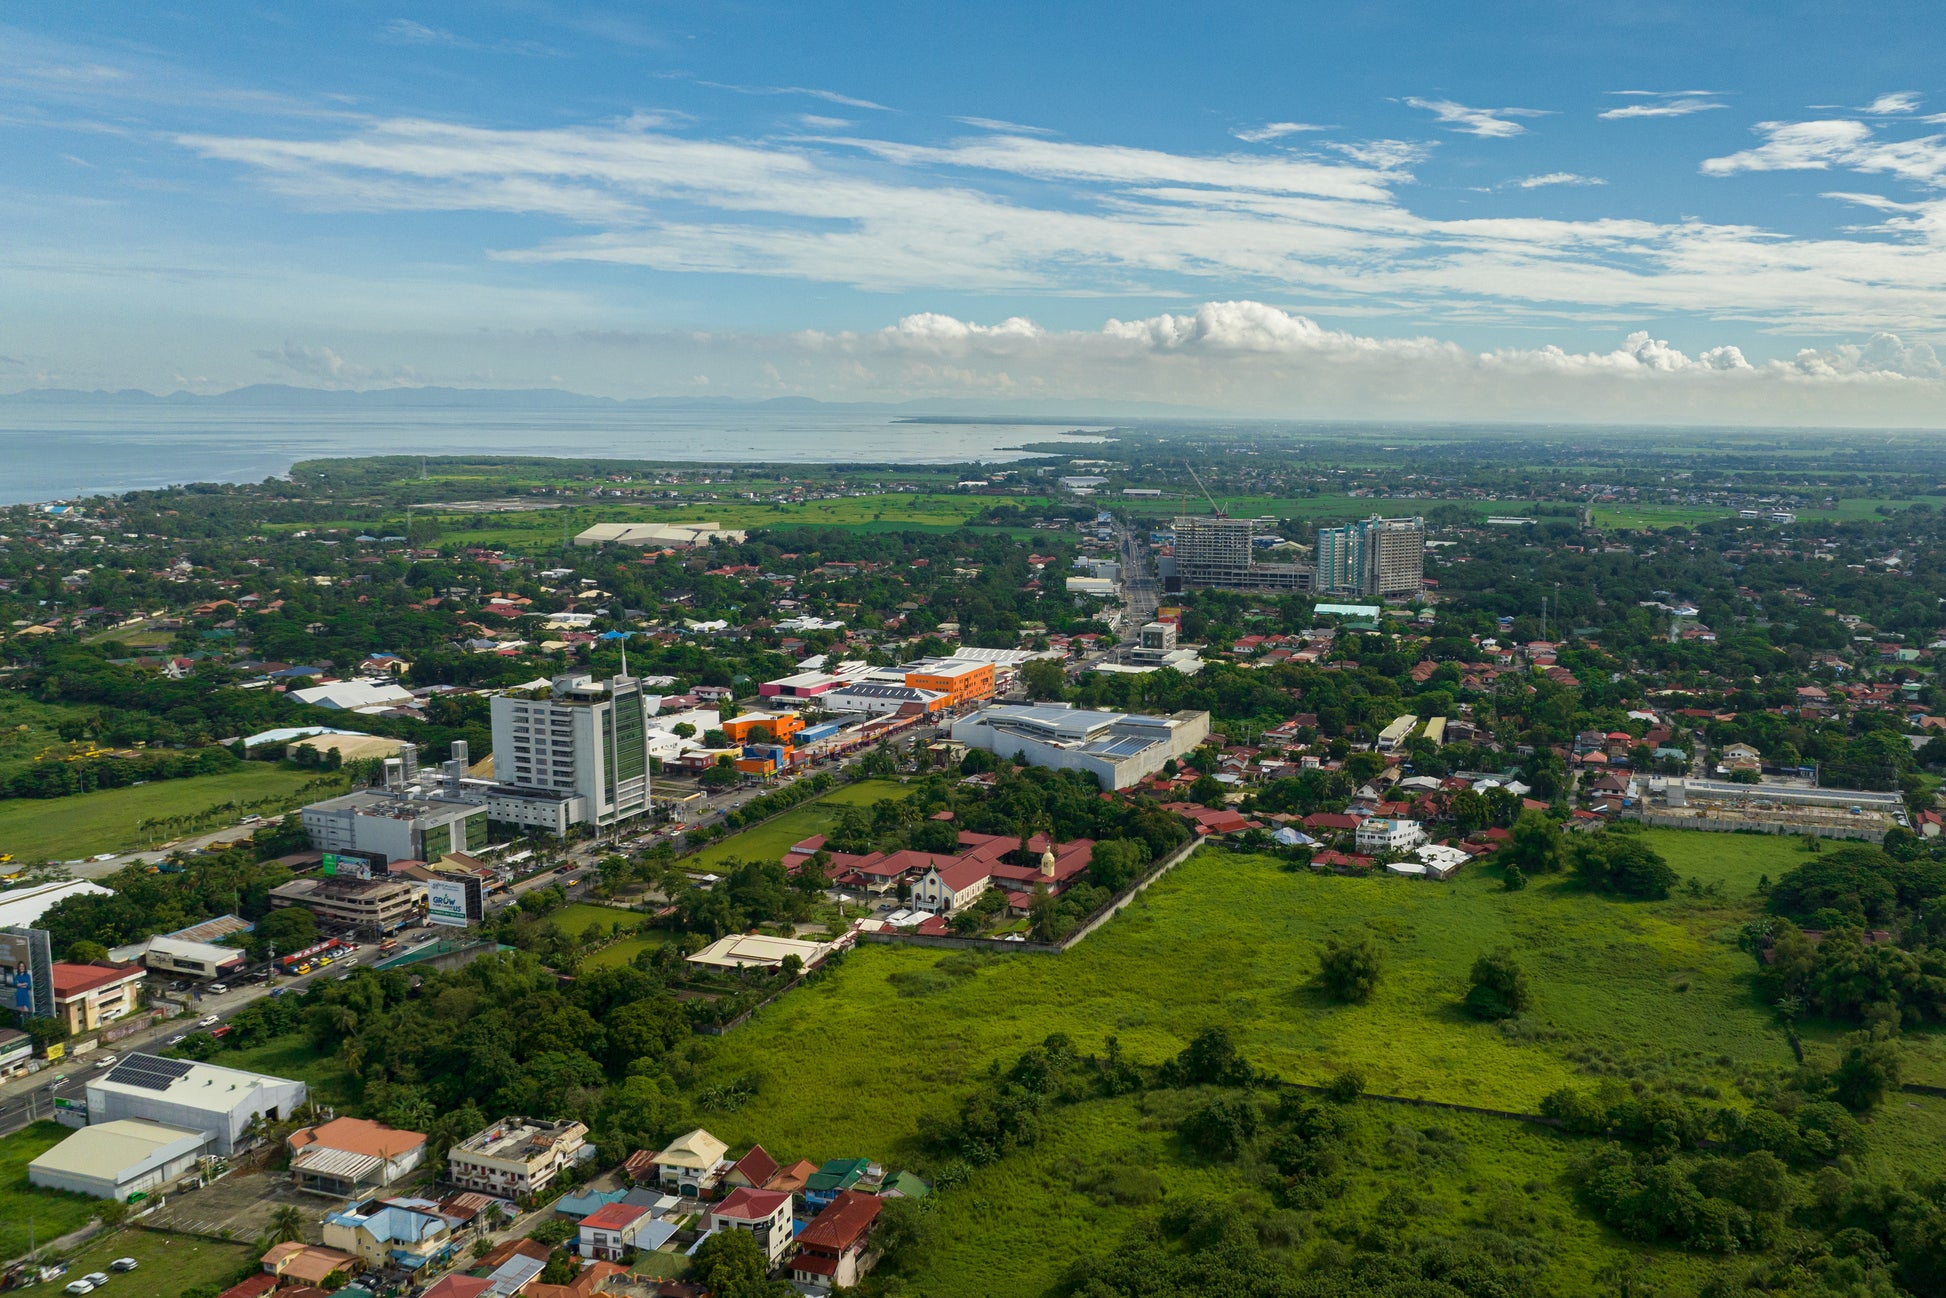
[1166,516,1310,592]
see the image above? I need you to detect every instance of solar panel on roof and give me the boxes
[105,1054,193,1091]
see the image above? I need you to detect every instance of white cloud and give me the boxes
[954,116,1055,135]
[1513,172,1606,188]
[1403,97,1550,138]
[1862,92,1922,115]
[694,80,890,111]
[256,340,419,386]
[1232,121,1332,143]
[174,111,1946,339]
[1599,99,1727,120]
[1702,119,1946,186]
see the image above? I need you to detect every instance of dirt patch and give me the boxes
[142,1171,322,1245]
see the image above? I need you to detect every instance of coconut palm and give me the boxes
[269,1204,306,1244]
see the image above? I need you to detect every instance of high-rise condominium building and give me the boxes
[490,672,652,830]
[1314,516,1425,598]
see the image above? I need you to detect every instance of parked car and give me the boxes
[110,1260,137,1273]
[295,963,312,975]
[63,1280,93,1294]
[197,1015,219,1028]
[82,1274,108,1287]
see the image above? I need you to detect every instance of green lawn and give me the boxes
[0,766,350,862]
[546,901,650,936]
[48,1228,251,1298]
[0,1122,102,1259]
[0,696,92,783]
[684,779,909,872]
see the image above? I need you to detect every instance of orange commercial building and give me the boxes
[904,661,994,708]
[721,712,805,745]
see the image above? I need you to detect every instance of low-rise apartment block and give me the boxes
[447,1117,588,1199]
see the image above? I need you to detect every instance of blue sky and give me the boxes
[5,1,1946,422]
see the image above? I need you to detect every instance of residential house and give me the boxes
[321,1197,459,1273]
[790,1189,882,1292]
[577,1202,653,1261]
[260,1242,361,1287]
[1354,818,1426,855]
[803,1158,872,1212]
[708,1187,794,1268]
[724,1145,780,1192]
[650,1128,730,1198]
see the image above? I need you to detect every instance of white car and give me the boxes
[64,1281,93,1295]
[93,1055,117,1069]
[110,1261,137,1273]
[207,983,229,994]
[83,1274,108,1288]
[197,1015,219,1028]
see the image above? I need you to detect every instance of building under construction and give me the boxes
[1165,516,1313,592]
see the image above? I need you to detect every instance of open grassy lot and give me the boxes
[0,765,348,862]
[676,832,1946,1292]
[49,1228,251,1298]
[683,779,908,872]
[0,1121,101,1259]
[546,901,649,937]
[684,835,1853,1158]
[0,696,91,783]
[213,1032,359,1112]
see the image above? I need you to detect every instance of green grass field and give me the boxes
[0,1122,102,1260]
[0,766,349,862]
[684,779,909,872]
[0,696,91,783]
[49,1228,251,1298]
[213,1032,359,1112]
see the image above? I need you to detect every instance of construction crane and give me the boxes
[1184,462,1225,517]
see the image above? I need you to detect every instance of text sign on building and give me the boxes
[427,879,469,927]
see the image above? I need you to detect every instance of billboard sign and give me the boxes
[320,851,377,880]
[427,879,469,927]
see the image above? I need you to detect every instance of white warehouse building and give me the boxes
[87,1054,307,1156]
[949,704,1211,789]
[29,1119,211,1200]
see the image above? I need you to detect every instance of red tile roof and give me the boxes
[730,1144,779,1187]
[713,1188,791,1222]
[580,1202,650,1232]
[798,1189,882,1252]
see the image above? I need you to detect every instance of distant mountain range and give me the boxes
[0,383,1207,420]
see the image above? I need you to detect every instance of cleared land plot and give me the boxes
[683,779,908,872]
[0,1121,98,1259]
[140,1170,327,1249]
[50,1228,251,1298]
[0,766,347,862]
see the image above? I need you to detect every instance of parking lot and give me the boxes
[143,1170,324,1244]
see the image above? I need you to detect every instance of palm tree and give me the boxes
[269,1204,306,1244]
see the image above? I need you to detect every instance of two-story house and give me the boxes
[650,1128,729,1198]
[790,1189,882,1292]
[708,1188,794,1268]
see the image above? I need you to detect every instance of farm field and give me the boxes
[0,1121,100,1260]
[50,1228,251,1298]
[682,778,908,872]
[0,765,348,862]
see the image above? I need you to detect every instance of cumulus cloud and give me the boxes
[257,340,418,386]
[720,302,1945,425]
[1862,92,1922,115]
[1404,97,1550,138]
[1232,121,1332,143]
